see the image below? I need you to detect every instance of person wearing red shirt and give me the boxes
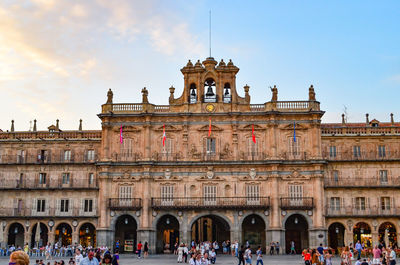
[303,249,311,265]
[137,241,143,259]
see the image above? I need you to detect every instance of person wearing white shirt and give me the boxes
[75,249,83,265]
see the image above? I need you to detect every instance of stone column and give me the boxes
[371,232,379,246]
[48,231,55,244]
[72,229,79,245]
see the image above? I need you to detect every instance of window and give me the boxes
[333,170,339,183]
[60,199,69,212]
[17,150,25,163]
[330,197,341,211]
[378,145,386,158]
[62,173,70,184]
[203,185,217,205]
[37,199,46,212]
[119,186,132,206]
[381,197,391,210]
[288,185,303,206]
[64,150,71,162]
[329,146,336,158]
[355,197,366,210]
[161,185,174,206]
[246,185,260,205]
[84,199,93,212]
[206,138,216,154]
[379,170,388,184]
[87,150,95,161]
[39,173,46,184]
[88,173,94,185]
[163,138,172,154]
[353,146,361,158]
[289,137,299,156]
[38,150,48,163]
[121,138,133,158]
[247,138,258,155]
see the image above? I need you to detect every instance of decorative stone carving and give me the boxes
[270,85,278,101]
[106,88,113,104]
[249,168,256,179]
[189,144,201,159]
[165,169,171,180]
[220,143,232,159]
[206,167,214,179]
[309,85,316,101]
[141,87,149,103]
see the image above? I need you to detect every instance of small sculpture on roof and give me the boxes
[106,88,113,104]
[309,85,316,101]
[142,87,149,103]
[270,85,278,102]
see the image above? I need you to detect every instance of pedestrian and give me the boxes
[275,242,280,255]
[355,240,362,261]
[111,250,119,265]
[9,250,30,265]
[303,249,311,265]
[244,246,252,265]
[269,242,274,255]
[290,241,296,254]
[325,249,333,265]
[209,248,217,264]
[177,244,184,263]
[80,250,99,265]
[143,242,149,258]
[101,253,112,265]
[341,246,351,265]
[389,247,397,265]
[256,246,263,265]
[137,241,142,259]
[237,245,245,265]
[183,244,189,263]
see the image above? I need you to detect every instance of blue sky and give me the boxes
[0,0,399,130]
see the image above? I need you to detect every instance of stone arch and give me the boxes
[189,213,232,244]
[239,212,268,251]
[188,212,233,230]
[353,222,372,245]
[328,222,346,250]
[110,212,140,231]
[284,213,310,254]
[152,212,181,229]
[77,221,97,232]
[281,212,313,228]
[79,222,96,247]
[378,221,397,247]
[239,212,269,228]
[113,214,138,253]
[5,221,25,236]
[155,214,180,254]
[7,222,25,247]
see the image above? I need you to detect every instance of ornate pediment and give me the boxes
[154,169,182,181]
[112,171,140,182]
[196,167,223,181]
[154,124,181,132]
[239,169,267,181]
[113,126,141,132]
[239,124,264,131]
[280,122,307,130]
[281,169,310,180]
[197,124,223,132]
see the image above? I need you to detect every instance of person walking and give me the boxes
[143,242,149,258]
[237,245,245,265]
[244,246,252,265]
[137,241,142,259]
[355,240,362,261]
[177,244,184,263]
[341,246,352,265]
[256,246,263,265]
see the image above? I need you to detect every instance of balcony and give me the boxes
[322,125,400,136]
[280,197,314,210]
[326,206,400,217]
[151,197,270,210]
[324,177,400,188]
[0,177,98,190]
[0,130,101,140]
[0,207,97,218]
[0,154,98,165]
[108,198,143,211]
[322,151,400,161]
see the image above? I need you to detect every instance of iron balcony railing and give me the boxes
[0,207,97,218]
[151,196,270,210]
[0,177,98,189]
[108,198,143,210]
[0,154,98,164]
[280,197,314,210]
[325,206,400,217]
[324,177,400,188]
[322,151,400,161]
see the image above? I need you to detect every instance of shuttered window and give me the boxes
[288,137,299,156]
[379,170,388,184]
[161,185,174,206]
[247,138,258,154]
[330,197,341,211]
[84,199,93,212]
[37,199,46,212]
[381,197,391,210]
[288,185,303,206]
[206,138,216,154]
[355,197,366,210]
[60,199,69,212]
[163,138,173,154]
[62,173,70,184]
[121,138,133,158]
[119,186,132,206]
[246,185,260,205]
[203,185,217,205]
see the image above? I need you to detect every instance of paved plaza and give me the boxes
[0,254,343,265]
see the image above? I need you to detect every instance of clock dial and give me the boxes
[206,104,215,112]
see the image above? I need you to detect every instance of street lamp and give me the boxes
[124,218,128,225]
[360,228,364,234]
[166,218,170,225]
[14,226,18,234]
[85,226,89,234]
[251,217,255,225]
[294,217,298,224]
[335,227,339,234]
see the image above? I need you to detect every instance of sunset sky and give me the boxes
[1,0,399,131]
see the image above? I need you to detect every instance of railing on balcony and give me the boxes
[324,177,400,188]
[151,197,270,210]
[0,130,101,140]
[0,154,98,164]
[280,197,314,210]
[0,177,98,189]
[0,207,97,217]
[322,126,400,136]
[322,151,400,161]
[108,198,143,210]
[325,206,400,217]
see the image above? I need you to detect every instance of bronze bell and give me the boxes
[191,87,196,97]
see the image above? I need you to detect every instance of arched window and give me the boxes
[189,83,197,103]
[204,78,216,102]
[223,83,231,103]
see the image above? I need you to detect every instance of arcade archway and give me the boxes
[191,215,230,244]
[30,222,48,248]
[378,222,397,247]
[114,215,137,253]
[79,223,96,247]
[156,215,179,254]
[353,222,371,246]
[285,214,309,254]
[54,223,72,246]
[328,222,345,250]
[8,223,24,247]
[242,214,266,251]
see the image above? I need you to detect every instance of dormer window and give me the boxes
[204,78,216,103]
[223,83,231,103]
[189,83,197,104]
[370,119,379,127]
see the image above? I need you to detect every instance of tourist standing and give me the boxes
[275,242,280,255]
[303,249,311,265]
[81,250,99,265]
[75,249,83,265]
[112,250,119,265]
[355,240,362,261]
[372,245,381,265]
[177,244,184,263]
[389,247,397,265]
[256,246,263,265]
[209,248,217,264]
[137,241,142,259]
[101,253,112,265]
[269,242,274,255]
[9,251,30,265]
[325,249,333,265]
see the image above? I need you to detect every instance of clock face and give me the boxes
[206,104,215,112]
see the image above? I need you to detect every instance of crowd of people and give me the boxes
[302,241,397,265]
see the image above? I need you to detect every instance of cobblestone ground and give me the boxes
[0,254,343,265]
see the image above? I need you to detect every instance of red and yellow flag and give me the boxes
[162,124,166,147]
[208,118,212,137]
[252,124,256,143]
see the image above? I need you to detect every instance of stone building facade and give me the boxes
[0,57,399,254]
